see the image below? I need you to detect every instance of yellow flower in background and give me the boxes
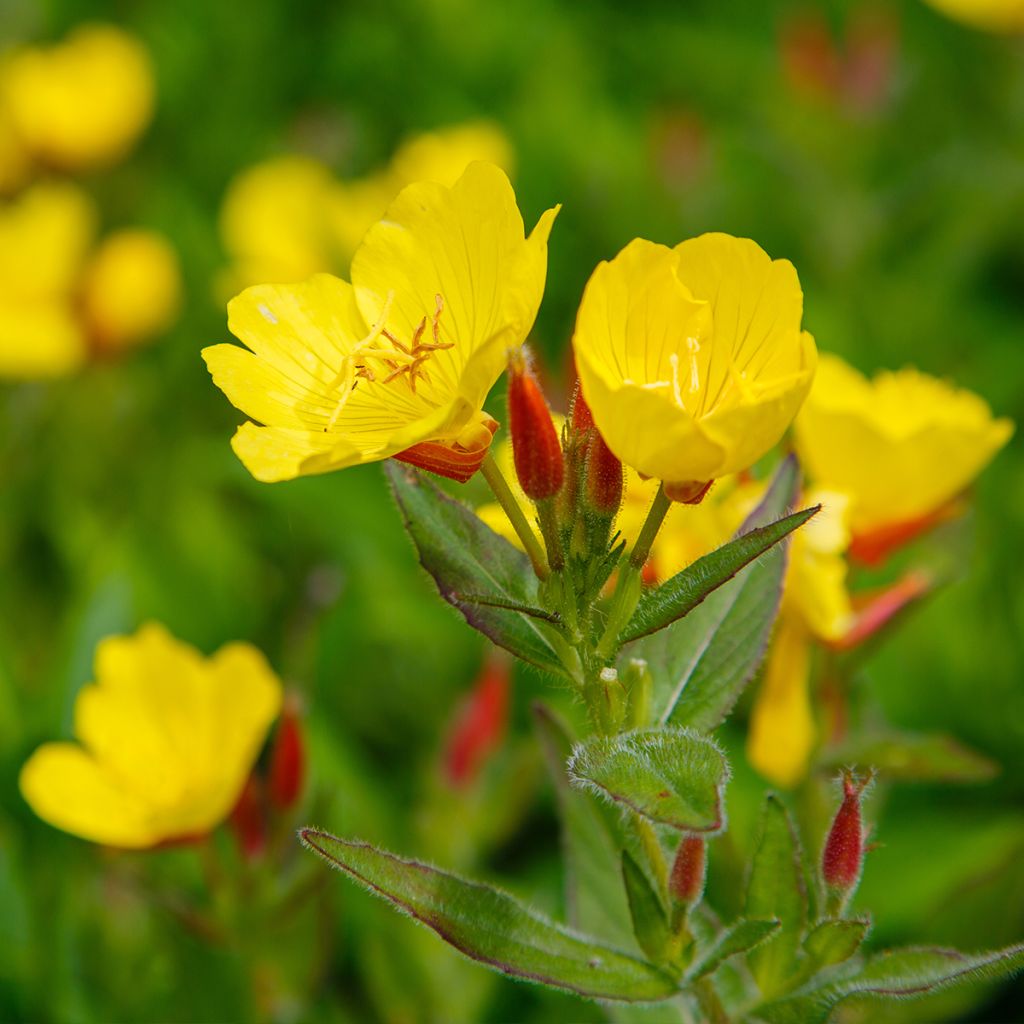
[2,24,154,170]
[388,121,514,191]
[219,121,516,293]
[204,162,558,483]
[19,623,281,849]
[0,106,30,194]
[0,181,96,377]
[219,156,345,294]
[794,353,1014,536]
[82,229,182,354]
[747,617,815,790]
[573,234,817,497]
[922,0,1024,32]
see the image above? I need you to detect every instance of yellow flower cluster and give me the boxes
[922,0,1024,32]
[0,24,180,379]
[218,121,514,297]
[20,624,282,849]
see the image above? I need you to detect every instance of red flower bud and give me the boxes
[570,381,594,433]
[230,774,266,860]
[822,771,871,893]
[669,834,706,906]
[508,350,563,500]
[268,694,306,811]
[585,429,623,516]
[444,654,510,788]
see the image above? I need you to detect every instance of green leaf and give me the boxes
[818,731,998,784]
[300,830,679,1002]
[620,506,818,644]
[754,943,1024,1024]
[688,919,782,981]
[385,464,569,678]
[567,727,730,832]
[745,796,808,997]
[531,702,635,947]
[622,852,671,963]
[626,456,802,731]
[802,919,869,969]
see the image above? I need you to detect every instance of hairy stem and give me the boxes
[481,454,550,580]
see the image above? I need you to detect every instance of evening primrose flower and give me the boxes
[794,353,1014,537]
[19,624,281,849]
[573,234,816,498]
[1,24,154,170]
[204,162,557,483]
[82,228,182,354]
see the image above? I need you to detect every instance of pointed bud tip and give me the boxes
[507,350,564,501]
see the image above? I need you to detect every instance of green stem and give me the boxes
[536,497,564,571]
[481,455,550,580]
[595,485,672,658]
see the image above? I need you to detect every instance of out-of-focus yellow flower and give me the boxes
[388,121,514,190]
[219,156,343,293]
[204,162,557,483]
[19,623,281,849]
[0,181,96,378]
[747,616,815,789]
[325,173,397,274]
[2,24,154,170]
[82,228,181,354]
[794,353,1014,536]
[573,234,817,496]
[922,0,1024,32]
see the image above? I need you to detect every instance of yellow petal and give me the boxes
[794,353,1014,532]
[747,617,816,788]
[351,161,558,425]
[19,743,160,848]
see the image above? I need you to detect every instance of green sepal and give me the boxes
[300,829,679,1003]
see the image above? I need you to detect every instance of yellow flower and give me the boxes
[0,181,96,378]
[794,353,1014,535]
[204,162,558,483]
[573,234,817,494]
[219,156,345,294]
[922,0,1024,32]
[2,24,154,170]
[19,623,281,849]
[747,616,815,790]
[0,105,30,194]
[82,228,181,353]
[388,120,514,191]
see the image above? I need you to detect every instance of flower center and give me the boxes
[324,292,454,432]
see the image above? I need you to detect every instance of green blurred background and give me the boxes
[1,0,1022,1021]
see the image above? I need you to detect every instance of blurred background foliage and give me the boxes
[0,0,1022,1021]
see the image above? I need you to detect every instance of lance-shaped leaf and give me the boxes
[568,728,730,833]
[532,702,635,947]
[688,919,782,981]
[754,943,1024,1024]
[802,919,869,970]
[818,731,998,784]
[301,830,679,1002]
[620,505,817,644]
[385,464,569,679]
[626,456,802,731]
[622,852,672,963]
[745,796,808,997]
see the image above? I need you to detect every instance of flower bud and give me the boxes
[670,834,706,907]
[570,381,594,433]
[585,428,623,516]
[268,694,306,811]
[822,771,871,895]
[444,654,510,788]
[508,349,563,500]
